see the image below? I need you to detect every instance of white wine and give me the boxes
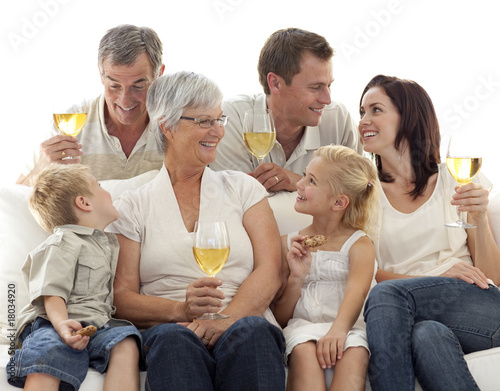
[193,247,230,277]
[446,157,482,185]
[243,132,276,159]
[53,113,87,136]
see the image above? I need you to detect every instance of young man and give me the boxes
[7,164,141,391]
[17,24,165,185]
[210,27,362,192]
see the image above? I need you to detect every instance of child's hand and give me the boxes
[56,319,90,350]
[316,326,347,369]
[287,235,312,279]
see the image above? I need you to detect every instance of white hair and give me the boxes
[146,71,223,154]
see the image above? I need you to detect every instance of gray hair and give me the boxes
[98,24,163,78]
[147,71,224,154]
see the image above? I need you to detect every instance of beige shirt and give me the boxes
[209,93,363,173]
[18,225,119,329]
[23,94,164,181]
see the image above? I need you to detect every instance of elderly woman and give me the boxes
[108,71,285,390]
[359,75,500,391]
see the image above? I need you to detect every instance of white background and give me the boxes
[1,0,499,187]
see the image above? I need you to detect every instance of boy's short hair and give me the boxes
[29,164,94,233]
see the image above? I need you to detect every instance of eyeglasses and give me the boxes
[179,115,228,128]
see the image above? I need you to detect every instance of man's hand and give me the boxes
[17,135,82,185]
[251,163,301,192]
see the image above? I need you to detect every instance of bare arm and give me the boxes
[458,183,500,284]
[272,234,310,328]
[272,235,292,306]
[44,296,88,350]
[220,198,282,319]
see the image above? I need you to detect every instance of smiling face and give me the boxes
[166,106,225,168]
[295,156,336,215]
[358,86,401,156]
[274,52,333,128]
[87,175,119,229]
[101,52,156,128]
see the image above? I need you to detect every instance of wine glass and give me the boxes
[242,108,276,166]
[53,98,88,160]
[445,134,482,228]
[192,221,230,320]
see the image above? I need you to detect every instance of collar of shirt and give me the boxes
[54,224,97,236]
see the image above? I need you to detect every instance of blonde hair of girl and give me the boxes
[314,145,380,238]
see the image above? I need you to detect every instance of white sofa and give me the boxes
[1,172,500,390]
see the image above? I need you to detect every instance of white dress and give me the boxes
[283,230,377,360]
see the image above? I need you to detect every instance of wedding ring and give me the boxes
[274,175,279,184]
[203,336,210,342]
[61,151,66,159]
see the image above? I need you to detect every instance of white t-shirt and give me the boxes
[107,165,267,308]
[376,163,492,276]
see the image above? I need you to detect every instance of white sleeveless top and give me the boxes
[376,163,491,276]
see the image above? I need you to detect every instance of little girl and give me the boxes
[273,145,380,391]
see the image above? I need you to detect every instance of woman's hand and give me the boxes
[440,262,489,289]
[183,277,225,321]
[451,182,489,224]
[287,235,312,280]
[316,325,348,369]
[181,317,234,349]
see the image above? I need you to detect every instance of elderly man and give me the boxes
[17,24,165,185]
[210,27,362,192]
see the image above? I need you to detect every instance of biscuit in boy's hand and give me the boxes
[74,325,97,337]
[302,235,327,248]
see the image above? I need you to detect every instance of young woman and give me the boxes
[360,75,500,391]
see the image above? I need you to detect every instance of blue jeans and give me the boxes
[141,316,285,391]
[364,277,500,391]
[7,317,142,391]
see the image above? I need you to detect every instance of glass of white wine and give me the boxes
[242,108,276,166]
[445,134,482,228]
[53,99,88,160]
[192,221,230,320]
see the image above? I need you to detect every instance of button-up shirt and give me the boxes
[18,225,119,329]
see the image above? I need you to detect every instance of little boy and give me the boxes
[6,164,141,391]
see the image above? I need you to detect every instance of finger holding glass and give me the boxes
[243,108,276,166]
[53,98,88,160]
[445,133,482,229]
[192,221,230,320]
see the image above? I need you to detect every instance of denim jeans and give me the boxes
[141,316,285,391]
[364,277,500,391]
[7,317,142,391]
